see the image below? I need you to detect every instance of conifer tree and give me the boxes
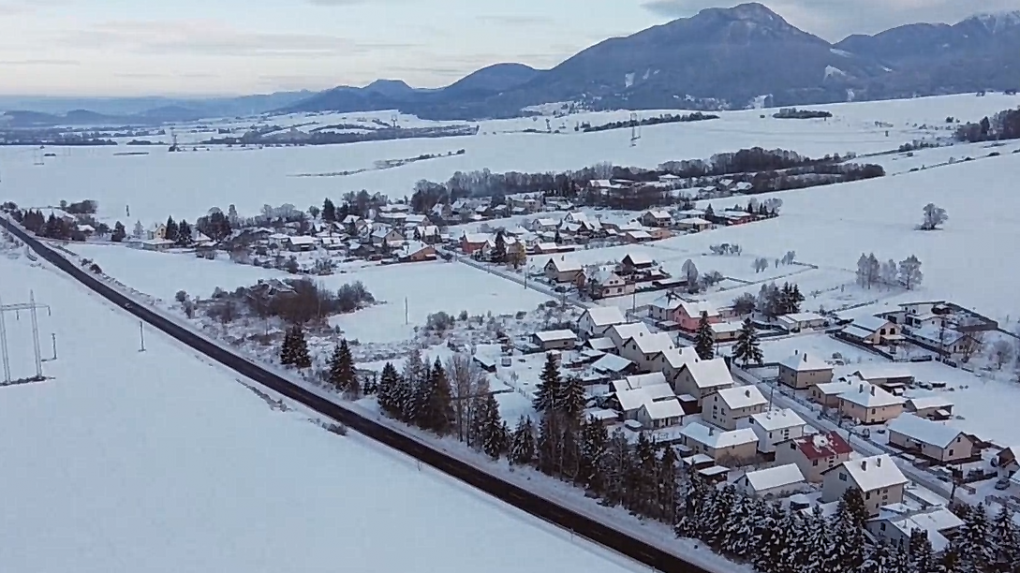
[376,362,402,417]
[165,216,178,242]
[600,428,632,507]
[753,503,791,573]
[801,506,833,573]
[720,490,755,558]
[421,358,454,435]
[532,352,562,414]
[560,375,586,424]
[509,416,535,465]
[322,198,336,222]
[578,419,608,494]
[907,529,935,573]
[831,488,868,572]
[491,229,507,263]
[991,505,1019,573]
[279,327,295,366]
[559,422,580,482]
[328,339,358,398]
[401,350,427,423]
[111,221,126,242]
[732,318,763,366]
[476,392,505,459]
[675,474,709,539]
[291,325,312,369]
[176,219,193,246]
[536,411,559,475]
[694,312,715,360]
[706,485,739,551]
[951,502,994,573]
[860,541,899,573]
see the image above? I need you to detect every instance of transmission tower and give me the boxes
[0,291,51,384]
[629,112,641,147]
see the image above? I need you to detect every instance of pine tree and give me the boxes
[279,326,295,366]
[322,198,336,222]
[705,484,739,550]
[165,216,178,242]
[907,529,936,573]
[694,312,715,360]
[377,362,402,417]
[559,421,580,482]
[401,350,427,423]
[532,352,562,414]
[491,230,507,263]
[578,419,609,494]
[509,416,536,465]
[675,474,709,539]
[831,488,868,572]
[753,503,790,573]
[720,491,755,559]
[328,339,358,398]
[951,502,994,573]
[991,505,1019,573]
[560,375,586,424]
[111,221,126,242]
[290,325,311,369]
[732,318,763,366]
[176,219,193,246]
[477,393,506,459]
[600,429,632,507]
[801,506,832,573]
[860,541,900,573]
[421,358,454,435]
[536,411,559,475]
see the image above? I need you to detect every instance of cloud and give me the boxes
[0,58,79,66]
[475,14,548,26]
[56,19,416,58]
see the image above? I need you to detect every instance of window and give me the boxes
[866,491,871,500]
[880,523,886,531]
[949,449,954,456]
[813,459,819,466]
[839,472,847,482]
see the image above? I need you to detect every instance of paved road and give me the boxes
[2,218,711,573]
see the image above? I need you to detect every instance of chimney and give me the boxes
[708,427,714,436]
[859,383,865,393]
[861,460,867,471]
[745,389,751,397]
[870,386,876,396]
[803,354,808,363]
[876,457,882,467]
[795,349,799,355]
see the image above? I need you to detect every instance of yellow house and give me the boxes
[887,414,976,463]
[822,455,908,517]
[837,383,905,425]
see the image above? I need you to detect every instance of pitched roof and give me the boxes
[814,379,860,395]
[462,232,491,244]
[849,315,894,333]
[790,431,853,460]
[534,330,577,343]
[287,235,316,245]
[676,217,712,225]
[743,464,805,492]
[710,321,744,335]
[587,337,616,352]
[750,408,806,432]
[615,383,675,412]
[592,353,632,373]
[681,423,758,449]
[838,383,905,408]
[887,414,969,449]
[621,252,653,266]
[629,332,676,355]
[580,306,627,328]
[906,396,954,412]
[641,398,684,420]
[650,294,683,311]
[546,257,582,273]
[837,455,908,491]
[679,300,719,318]
[716,385,768,410]
[779,353,832,372]
[659,346,699,370]
[853,365,914,381]
[607,322,652,344]
[680,358,734,389]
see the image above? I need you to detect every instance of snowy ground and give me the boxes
[0,246,645,573]
[3,92,1017,223]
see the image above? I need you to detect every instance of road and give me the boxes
[732,367,954,499]
[1,218,713,573]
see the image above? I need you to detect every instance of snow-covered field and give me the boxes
[3,92,1017,223]
[0,249,643,573]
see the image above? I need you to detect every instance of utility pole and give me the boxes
[50,333,57,361]
[138,321,146,352]
[404,297,409,326]
[0,291,51,383]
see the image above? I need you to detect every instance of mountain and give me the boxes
[282,3,1020,120]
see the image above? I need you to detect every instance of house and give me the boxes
[507,192,544,213]
[853,366,915,388]
[139,237,174,251]
[531,218,560,232]
[744,408,808,454]
[591,353,636,378]
[460,233,490,254]
[618,331,677,373]
[809,378,860,409]
[618,253,655,275]
[838,383,906,424]
[905,396,954,421]
[707,385,768,430]
[606,322,654,350]
[997,446,1020,480]
[775,312,828,332]
[319,236,344,251]
[867,504,963,552]
[624,229,653,243]
[680,423,759,464]
[398,241,437,263]
[585,268,633,299]
[776,431,853,483]
[414,225,443,244]
[532,330,577,351]
[647,227,672,241]
[650,346,700,379]
[371,228,405,249]
[709,321,743,343]
[577,307,628,339]
[675,217,713,232]
[612,383,677,421]
[738,464,807,498]
[544,257,583,283]
[640,209,673,227]
[821,455,908,516]
[842,316,904,346]
[637,398,685,429]
[676,301,722,332]
[648,294,683,323]
[777,352,834,389]
[673,358,735,406]
[887,415,976,463]
[287,235,317,252]
[906,326,977,356]
[611,372,668,392]
[881,301,950,329]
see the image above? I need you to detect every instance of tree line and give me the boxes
[954,107,1020,143]
[579,112,720,133]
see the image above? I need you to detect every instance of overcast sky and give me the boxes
[0,0,1017,97]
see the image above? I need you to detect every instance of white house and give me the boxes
[707,385,768,430]
[744,408,808,453]
[577,307,628,339]
[822,455,909,516]
[673,358,735,405]
[775,312,828,332]
[738,464,807,498]
[680,423,759,463]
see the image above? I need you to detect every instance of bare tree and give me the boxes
[960,331,986,363]
[446,353,490,444]
[919,203,948,231]
[990,339,1015,370]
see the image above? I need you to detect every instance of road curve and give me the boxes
[1,218,711,573]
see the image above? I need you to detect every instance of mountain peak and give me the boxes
[715,2,783,23]
[963,10,1020,33]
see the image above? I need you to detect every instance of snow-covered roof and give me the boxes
[676,217,712,225]
[814,379,860,395]
[580,306,627,328]
[750,408,806,432]
[269,232,291,240]
[853,365,914,382]
[650,294,683,311]
[906,396,954,412]
[642,398,684,420]
[887,414,968,449]
[546,257,582,273]
[681,423,758,449]
[288,235,317,245]
[342,215,361,223]
[659,346,699,370]
[779,353,832,372]
[679,300,719,318]
[849,315,894,333]
[836,455,908,492]
[630,332,676,355]
[615,384,675,412]
[592,353,632,373]
[585,408,618,422]
[716,385,767,410]
[681,358,734,389]
[608,322,652,344]
[682,453,714,466]
[792,431,853,460]
[743,464,805,492]
[462,232,491,244]
[625,230,652,240]
[622,372,667,390]
[621,252,653,266]
[534,330,577,343]
[709,321,744,335]
[77,224,94,232]
[645,209,672,219]
[882,506,962,552]
[777,312,826,325]
[587,337,616,352]
[838,383,905,408]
